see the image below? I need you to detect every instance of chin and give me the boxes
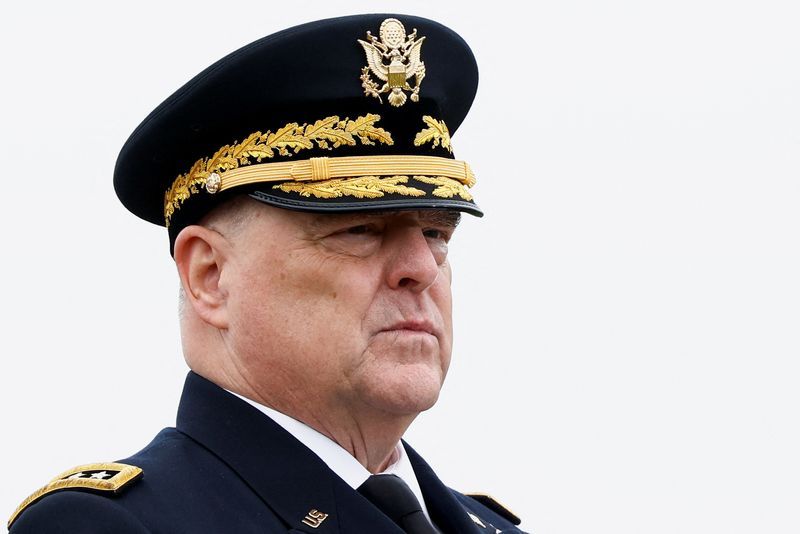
[362,363,445,416]
[357,335,451,415]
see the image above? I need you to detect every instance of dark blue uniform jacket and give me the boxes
[11,372,526,533]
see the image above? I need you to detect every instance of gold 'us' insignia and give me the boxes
[301,509,329,528]
[358,18,426,107]
[8,463,143,530]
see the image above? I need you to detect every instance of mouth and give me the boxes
[380,320,438,337]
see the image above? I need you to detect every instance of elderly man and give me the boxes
[9,14,525,534]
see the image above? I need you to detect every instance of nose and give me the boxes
[384,227,443,292]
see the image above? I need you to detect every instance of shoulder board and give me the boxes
[8,462,143,530]
[465,493,522,526]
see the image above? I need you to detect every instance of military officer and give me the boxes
[9,14,526,533]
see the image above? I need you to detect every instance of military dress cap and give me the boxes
[113,13,482,251]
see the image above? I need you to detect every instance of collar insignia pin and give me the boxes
[358,18,426,107]
[301,509,329,528]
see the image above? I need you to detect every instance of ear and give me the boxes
[173,225,231,329]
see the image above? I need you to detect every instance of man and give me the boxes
[9,14,525,533]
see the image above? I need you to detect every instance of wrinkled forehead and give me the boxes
[305,209,462,230]
[204,197,463,239]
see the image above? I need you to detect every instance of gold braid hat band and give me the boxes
[164,154,476,226]
[214,155,475,191]
[162,113,475,226]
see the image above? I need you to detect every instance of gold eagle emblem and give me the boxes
[358,18,426,107]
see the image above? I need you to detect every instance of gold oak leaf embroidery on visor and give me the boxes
[413,175,473,201]
[273,175,426,199]
[163,114,394,225]
[414,115,451,153]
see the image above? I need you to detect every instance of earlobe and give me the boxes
[173,225,230,329]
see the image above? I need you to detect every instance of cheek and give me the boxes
[437,263,454,321]
[436,266,454,365]
[281,253,379,323]
[233,250,380,354]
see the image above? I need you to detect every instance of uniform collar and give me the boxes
[229,390,434,524]
[176,371,481,534]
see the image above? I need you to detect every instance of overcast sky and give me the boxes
[2,1,799,533]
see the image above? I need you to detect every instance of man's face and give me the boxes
[222,203,459,421]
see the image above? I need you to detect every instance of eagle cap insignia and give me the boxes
[358,18,426,107]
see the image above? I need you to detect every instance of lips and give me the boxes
[380,320,438,337]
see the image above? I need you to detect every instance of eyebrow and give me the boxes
[420,210,462,228]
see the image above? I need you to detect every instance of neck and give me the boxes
[308,408,415,473]
[196,363,416,473]
[256,389,416,473]
[184,324,426,475]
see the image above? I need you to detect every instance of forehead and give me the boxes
[305,209,462,229]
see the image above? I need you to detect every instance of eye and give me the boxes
[345,224,375,235]
[319,222,384,257]
[422,228,452,242]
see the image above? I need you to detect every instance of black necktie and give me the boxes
[358,474,438,534]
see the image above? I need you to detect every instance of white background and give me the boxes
[2,1,799,533]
